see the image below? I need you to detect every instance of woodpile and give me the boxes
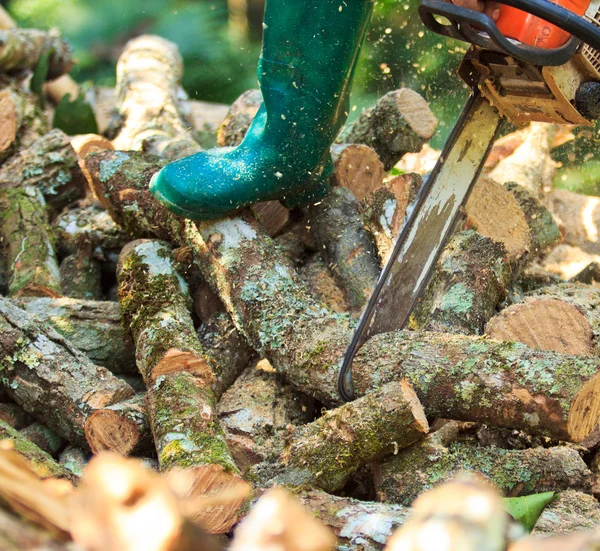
[0,24,600,551]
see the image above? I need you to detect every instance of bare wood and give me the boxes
[308,186,381,310]
[70,453,223,551]
[231,488,335,551]
[0,297,134,447]
[488,122,558,197]
[464,177,531,260]
[0,187,62,298]
[14,297,137,374]
[70,133,114,159]
[339,89,438,170]
[485,283,600,356]
[550,188,600,255]
[0,129,87,212]
[279,380,428,492]
[111,35,199,159]
[532,490,600,536]
[85,394,151,457]
[251,200,290,237]
[385,475,509,551]
[330,143,385,201]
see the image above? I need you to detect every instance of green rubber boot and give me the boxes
[150,0,374,220]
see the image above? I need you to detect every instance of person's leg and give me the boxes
[150,0,374,220]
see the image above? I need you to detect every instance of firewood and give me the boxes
[0,297,134,447]
[0,402,32,429]
[251,200,291,237]
[298,253,349,313]
[485,283,600,356]
[463,177,531,261]
[218,363,314,472]
[279,380,428,493]
[549,188,600,255]
[504,182,562,255]
[0,422,74,481]
[53,202,131,258]
[84,393,150,457]
[385,475,509,551]
[0,507,71,551]
[338,89,438,170]
[117,239,216,386]
[296,489,411,551]
[330,143,385,201]
[395,143,440,176]
[376,429,590,505]
[0,129,87,212]
[59,235,102,300]
[231,487,335,551]
[572,262,600,286]
[216,88,261,147]
[410,230,510,334]
[0,28,72,78]
[21,423,64,458]
[82,149,600,441]
[0,187,61,298]
[145,371,246,534]
[360,173,421,263]
[275,219,317,265]
[70,453,223,551]
[541,244,600,280]
[488,122,558,197]
[70,133,114,159]
[58,445,87,478]
[14,297,137,374]
[185,99,229,141]
[308,186,381,310]
[111,35,200,159]
[532,490,600,535]
[509,530,600,551]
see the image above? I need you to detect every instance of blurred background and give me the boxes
[6,0,600,192]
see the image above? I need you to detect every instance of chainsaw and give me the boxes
[338,0,600,401]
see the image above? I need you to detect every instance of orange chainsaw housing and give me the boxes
[496,0,591,48]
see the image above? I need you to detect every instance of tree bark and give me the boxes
[0,297,134,447]
[0,402,32,430]
[58,445,87,478]
[298,254,349,313]
[20,422,64,457]
[532,490,600,536]
[216,89,261,147]
[59,236,102,300]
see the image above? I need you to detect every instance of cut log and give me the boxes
[330,143,385,201]
[0,297,134,447]
[231,488,335,551]
[0,129,87,212]
[0,421,74,481]
[298,254,349,313]
[14,297,137,374]
[85,393,151,457]
[186,99,229,141]
[70,133,114,159]
[410,230,510,335]
[308,186,381,310]
[218,364,314,472]
[117,239,215,386]
[0,402,32,430]
[279,380,428,492]
[58,445,87,478]
[488,122,558,197]
[385,475,509,551]
[532,490,600,536]
[297,489,411,551]
[485,283,600,356]
[111,35,200,159]
[70,453,223,551]
[21,423,64,458]
[549,188,600,255]
[216,89,261,147]
[572,262,600,286]
[464,177,531,261]
[361,173,421,263]
[339,89,438,170]
[376,432,590,505]
[59,235,102,300]
[542,244,600,280]
[0,187,61,298]
[145,371,246,534]
[251,200,290,237]
[395,143,440,176]
[504,182,562,256]
[0,28,72,78]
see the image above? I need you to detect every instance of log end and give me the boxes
[393,88,438,140]
[400,378,429,435]
[151,348,216,388]
[569,371,600,443]
[85,410,141,456]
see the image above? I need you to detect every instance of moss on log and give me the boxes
[0,129,87,212]
[308,186,381,310]
[532,490,600,536]
[338,88,437,170]
[0,420,74,481]
[14,297,136,374]
[0,297,134,447]
[20,422,64,457]
[58,445,87,478]
[280,380,428,492]
[0,187,61,298]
